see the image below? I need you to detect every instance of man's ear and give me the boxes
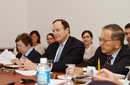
[27,43,31,48]
[115,40,121,48]
[65,27,70,33]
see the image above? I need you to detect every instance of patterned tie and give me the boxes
[55,43,63,62]
[104,55,113,66]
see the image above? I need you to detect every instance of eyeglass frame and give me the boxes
[98,37,117,43]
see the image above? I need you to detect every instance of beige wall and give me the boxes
[0,0,130,48]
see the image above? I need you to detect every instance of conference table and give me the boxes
[0,69,86,85]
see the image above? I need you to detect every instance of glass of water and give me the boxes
[47,59,53,71]
[64,64,76,85]
[125,66,130,83]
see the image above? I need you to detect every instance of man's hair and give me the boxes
[15,33,32,47]
[52,19,70,34]
[125,23,130,29]
[30,30,41,43]
[103,24,125,45]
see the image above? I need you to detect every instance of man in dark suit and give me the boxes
[73,24,130,76]
[18,19,85,71]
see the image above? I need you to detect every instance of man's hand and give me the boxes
[66,66,84,77]
[74,67,84,77]
[97,68,123,85]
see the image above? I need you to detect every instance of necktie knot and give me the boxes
[107,55,113,60]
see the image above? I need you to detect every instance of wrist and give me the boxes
[83,67,87,74]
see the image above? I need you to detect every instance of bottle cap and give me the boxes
[40,58,47,63]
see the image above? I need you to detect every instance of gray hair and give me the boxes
[103,24,125,45]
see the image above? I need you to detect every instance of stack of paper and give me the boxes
[0,49,16,64]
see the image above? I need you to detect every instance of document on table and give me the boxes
[79,68,125,79]
[0,49,16,64]
[35,79,66,85]
[15,70,37,76]
[15,70,53,76]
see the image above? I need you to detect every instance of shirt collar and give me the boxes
[111,48,121,60]
[87,44,92,53]
[24,47,33,56]
[61,37,68,46]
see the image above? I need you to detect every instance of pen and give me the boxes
[98,58,100,76]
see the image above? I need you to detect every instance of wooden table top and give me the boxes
[0,70,86,85]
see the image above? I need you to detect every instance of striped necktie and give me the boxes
[104,55,113,66]
[55,43,63,62]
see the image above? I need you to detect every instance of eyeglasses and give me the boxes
[98,37,115,43]
[47,38,54,40]
[17,45,24,48]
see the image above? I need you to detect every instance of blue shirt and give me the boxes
[20,47,33,59]
[111,48,121,65]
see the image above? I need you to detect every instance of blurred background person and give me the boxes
[124,23,130,49]
[81,30,97,61]
[30,30,45,55]
[46,33,55,45]
[13,35,20,56]
[11,33,41,64]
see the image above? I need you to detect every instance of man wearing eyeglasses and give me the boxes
[72,24,130,76]
[124,23,130,49]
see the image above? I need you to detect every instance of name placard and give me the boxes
[0,67,16,74]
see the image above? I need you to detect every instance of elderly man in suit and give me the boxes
[18,19,85,72]
[72,24,130,76]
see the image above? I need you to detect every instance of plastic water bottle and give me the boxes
[37,58,50,85]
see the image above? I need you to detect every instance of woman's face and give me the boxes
[31,33,38,44]
[82,33,93,46]
[17,40,30,55]
[47,35,55,44]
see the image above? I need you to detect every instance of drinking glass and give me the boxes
[64,64,76,85]
[47,59,53,71]
[125,66,130,83]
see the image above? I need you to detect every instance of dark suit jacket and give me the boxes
[16,48,41,63]
[42,36,85,72]
[77,45,130,75]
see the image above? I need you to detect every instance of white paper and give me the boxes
[57,75,66,79]
[35,79,66,85]
[15,70,53,76]
[87,66,96,73]
[0,49,16,64]
[5,65,19,68]
[15,70,37,76]
[79,69,125,79]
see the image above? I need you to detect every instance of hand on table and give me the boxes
[97,68,123,85]
[18,57,37,70]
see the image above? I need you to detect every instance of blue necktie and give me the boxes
[55,43,63,62]
[104,55,113,66]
